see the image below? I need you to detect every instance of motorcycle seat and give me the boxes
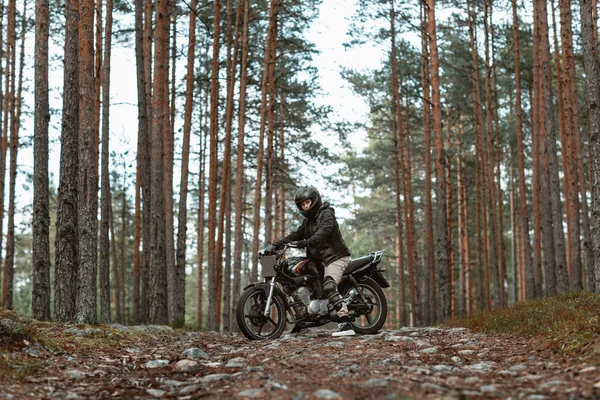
[344,254,375,275]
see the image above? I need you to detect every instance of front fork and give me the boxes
[263,278,277,317]
[349,276,373,314]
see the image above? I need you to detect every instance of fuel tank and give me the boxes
[283,257,320,278]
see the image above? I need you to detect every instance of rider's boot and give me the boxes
[323,277,356,337]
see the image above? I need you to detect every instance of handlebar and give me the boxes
[258,242,299,259]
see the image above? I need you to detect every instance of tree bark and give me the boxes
[420,5,434,325]
[560,0,583,290]
[251,0,279,282]
[427,0,450,321]
[77,0,99,324]
[99,0,114,324]
[207,0,222,331]
[149,0,169,325]
[174,0,198,329]
[164,7,176,327]
[32,0,51,320]
[579,0,600,293]
[55,0,79,322]
[94,0,102,177]
[233,0,250,325]
[218,0,243,331]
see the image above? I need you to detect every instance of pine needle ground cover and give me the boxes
[447,292,600,356]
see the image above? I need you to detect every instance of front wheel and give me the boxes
[236,286,287,340]
[342,278,387,334]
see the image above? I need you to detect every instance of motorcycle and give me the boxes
[236,242,389,340]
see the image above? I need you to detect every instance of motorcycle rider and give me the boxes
[268,185,355,337]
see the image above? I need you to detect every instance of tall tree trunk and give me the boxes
[99,0,114,324]
[390,4,406,326]
[560,0,583,290]
[55,0,79,322]
[164,7,176,327]
[32,0,51,320]
[251,0,279,282]
[0,0,16,309]
[579,0,600,293]
[77,0,99,324]
[483,0,500,308]
[420,4,434,325]
[207,0,222,331]
[149,0,169,324]
[175,0,198,329]
[94,0,102,176]
[427,0,450,321]
[196,103,208,330]
[233,0,250,324]
[511,0,535,300]
[218,0,243,331]
[4,0,25,312]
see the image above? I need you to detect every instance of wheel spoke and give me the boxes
[365,313,372,325]
[257,321,265,335]
[267,316,277,326]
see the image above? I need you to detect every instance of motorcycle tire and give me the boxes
[342,278,387,335]
[236,287,287,340]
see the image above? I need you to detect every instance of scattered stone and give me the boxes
[203,362,223,368]
[382,356,403,365]
[458,350,475,356]
[516,375,545,381]
[24,347,41,357]
[179,384,201,396]
[432,364,453,373]
[499,370,518,377]
[64,327,103,337]
[421,383,445,392]
[419,347,438,354]
[196,373,231,383]
[330,370,350,378]
[162,380,186,387]
[451,356,462,365]
[580,366,597,374]
[186,331,200,338]
[526,395,548,400]
[509,364,528,372]
[479,385,498,393]
[540,381,566,389]
[313,389,341,399]
[146,389,166,398]
[448,327,468,333]
[409,332,420,337]
[146,360,169,369]
[226,357,246,368]
[64,369,87,380]
[384,335,413,343]
[236,389,264,398]
[458,338,470,343]
[415,340,432,348]
[268,380,288,390]
[323,341,344,348]
[466,362,494,373]
[364,378,388,387]
[593,381,600,389]
[173,360,201,373]
[465,376,480,384]
[182,348,209,360]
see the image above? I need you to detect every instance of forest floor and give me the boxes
[2,308,600,400]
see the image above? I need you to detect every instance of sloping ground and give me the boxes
[2,320,600,399]
[2,293,600,399]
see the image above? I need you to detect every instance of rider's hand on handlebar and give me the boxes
[294,240,307,249]
[258,244,276,258]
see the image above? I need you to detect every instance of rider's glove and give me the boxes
[296,240,308,249]
[258,244,276,258]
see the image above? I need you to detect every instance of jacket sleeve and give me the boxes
[274,221,306,248]
[306,210,335,247]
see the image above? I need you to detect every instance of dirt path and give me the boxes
[2,326,599,399]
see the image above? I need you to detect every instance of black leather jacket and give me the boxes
[274,202,350,266]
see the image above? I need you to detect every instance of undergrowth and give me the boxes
[446,291,600,356]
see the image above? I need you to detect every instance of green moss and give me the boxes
[447,291,600,356]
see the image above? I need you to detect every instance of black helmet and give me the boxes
[294,186,322,218]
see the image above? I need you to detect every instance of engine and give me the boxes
[292,286,331,317]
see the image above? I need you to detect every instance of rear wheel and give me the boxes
[236,286,287,340]
[342,278,387,334]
